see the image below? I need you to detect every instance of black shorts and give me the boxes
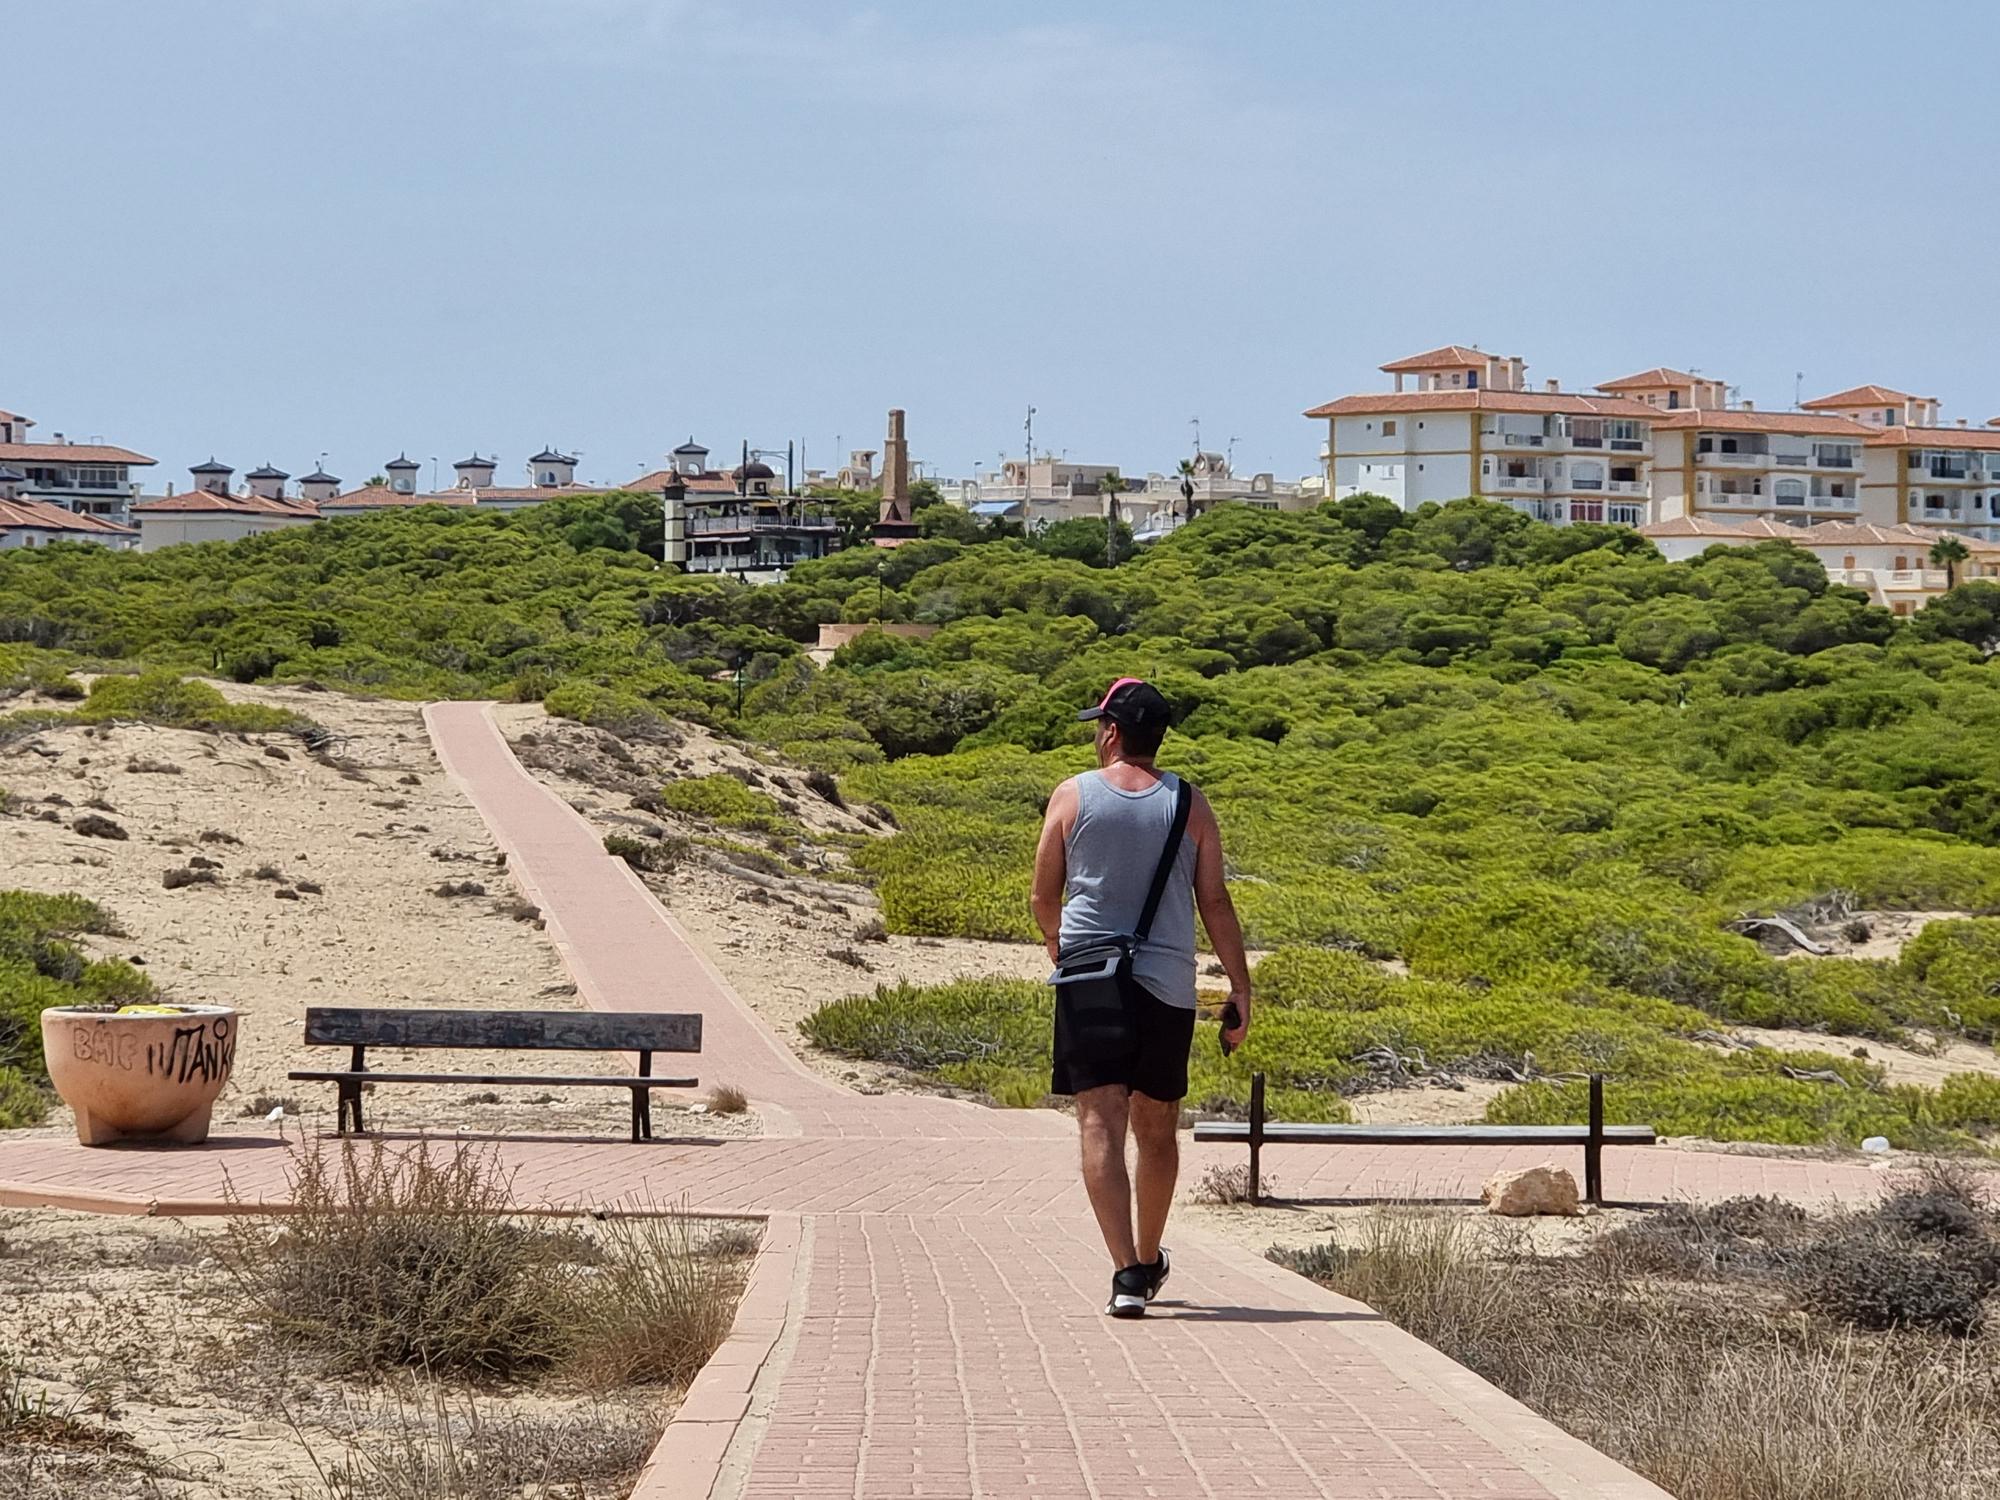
[1050,970,1196,1102]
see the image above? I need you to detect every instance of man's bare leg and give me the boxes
[1075,1084,1138,1267]
[1130,1091,1180,1265]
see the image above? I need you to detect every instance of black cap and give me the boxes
[1077,677,1172,732]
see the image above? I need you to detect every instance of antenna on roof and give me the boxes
[1793,372,1804,411]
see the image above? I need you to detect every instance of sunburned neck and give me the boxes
[1099,757,1160,788]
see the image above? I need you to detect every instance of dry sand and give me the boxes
[0,684,753,1141]
[0,1205,747,1499]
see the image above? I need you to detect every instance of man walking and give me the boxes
[1032,678,1252,1317]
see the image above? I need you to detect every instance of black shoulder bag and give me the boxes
[1050,778,1193,1056]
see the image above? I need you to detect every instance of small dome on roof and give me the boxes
[300,468,340,484]
[384,454,420,470]
[672,438,709,456]
[245,463,289,480]
[733,461,776,481]
[189,457,234,474]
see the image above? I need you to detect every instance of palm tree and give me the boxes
[1100,470,1126,567]
[1176,458,1197,522]
[1930,535,1971,591]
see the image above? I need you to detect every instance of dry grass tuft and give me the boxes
[288,1381,662,1500]
[1190,1161,1269,1206]
[219,1142,754,1392]
[706,1083,749,1116]
[561,1213,753,1392]
[1273,1199,2000,1500]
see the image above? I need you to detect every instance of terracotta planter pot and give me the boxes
[41,1005,239,1146]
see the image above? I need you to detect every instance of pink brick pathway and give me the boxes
[0,701,1892,1498]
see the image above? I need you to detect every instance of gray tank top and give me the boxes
[1058,770,1198,1009]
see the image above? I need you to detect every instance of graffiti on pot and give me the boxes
[68,1016,236,1086]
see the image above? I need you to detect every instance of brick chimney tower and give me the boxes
[871,408,920,547]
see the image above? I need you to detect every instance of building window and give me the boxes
[1466,370,1479,388]
[1382,420,1397,436]
[1668,391,1681,408]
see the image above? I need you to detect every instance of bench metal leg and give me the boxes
[1585,1073,1605,1207]
[630,1087,654,1143]
[337,1079,363,1135]
[1248,1072,1266,1208]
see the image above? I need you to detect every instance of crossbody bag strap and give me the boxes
[1132,776,1193,944]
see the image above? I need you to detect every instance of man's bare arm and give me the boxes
[1031,779,1078,963]
[1190,789,1252,1045]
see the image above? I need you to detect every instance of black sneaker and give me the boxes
[1142,1247,1171,1302]
[1106,1264,1151,1318]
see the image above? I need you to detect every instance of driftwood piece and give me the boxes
[1727,915,1830,955]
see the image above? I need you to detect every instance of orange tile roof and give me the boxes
[623,469,741,494]
[0,498,137,536]
[1637,516,1800,540]
[1800,384,1918,410]
[319,485,477,510]
[1648,409,1873,436]
[1378,345,1494,373]
[0,442,155,466]
[1304,390,1658,419]
[1595,367,1704,391]
[133,492,318,517]
[1864,425,2000,452]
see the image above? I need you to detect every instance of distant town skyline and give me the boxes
[11,0,2000,489]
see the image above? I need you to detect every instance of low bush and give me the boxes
[603,832,688,874]
[220,1142,754,1385]
[657,774,789,834]
[0,891,135,1127]
[1791,1234,1993,1336]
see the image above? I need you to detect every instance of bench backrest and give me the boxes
[303,1007,701,1053]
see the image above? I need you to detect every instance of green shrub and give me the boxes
[1901,920,2000,1039]
[658,774,785,832]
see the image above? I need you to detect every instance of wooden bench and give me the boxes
[289,1007,701,1143]
[1191,1072,1655,1206]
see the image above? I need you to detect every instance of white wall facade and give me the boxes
[136,512,312,551]
[1329,412,1475,507]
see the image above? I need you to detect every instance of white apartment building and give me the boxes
[1308,348,1655,526]
[0,408,156,524]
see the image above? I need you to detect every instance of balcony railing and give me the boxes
[1572,479,1603,491]
[1570,435,1604,448]
[1697,450,1767,465]
[1815,452,1860,469]
[1501,433,1546,447]
[1609,438,1646,451]
[685,510,837,535]
[1606,479,1645,495]
[1490,473,1547,491]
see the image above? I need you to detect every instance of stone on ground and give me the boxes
[1481,1162,1582,1216]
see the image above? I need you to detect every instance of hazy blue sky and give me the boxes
[10,1,1999,492]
